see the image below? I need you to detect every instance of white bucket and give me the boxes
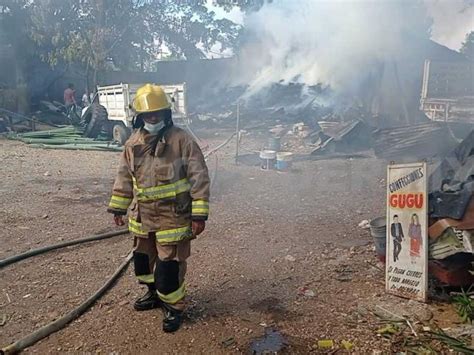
[260,150,276,170]
[260,150,277,159]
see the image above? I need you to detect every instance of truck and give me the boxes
[420,60,474,123]
[81,83,187,145]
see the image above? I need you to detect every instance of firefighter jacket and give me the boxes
[107,126,210,245]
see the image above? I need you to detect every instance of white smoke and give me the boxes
[232,0,457,98]
[426,0,474,50]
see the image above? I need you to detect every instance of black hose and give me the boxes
[204,132,236,159]
[0,252,133,355]
[0,229,129,269]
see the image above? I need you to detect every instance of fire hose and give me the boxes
[0,229,128,269]
[0,229,130,354]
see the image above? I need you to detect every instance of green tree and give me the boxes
[0,1,35,111]
[460,31,474,60]
[27,0,146,87]
[2,0,242,90]
[212,0,271,13]
[0,1,32,79]
[139,0,240,61]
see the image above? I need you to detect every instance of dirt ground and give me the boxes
[0,128,463,354]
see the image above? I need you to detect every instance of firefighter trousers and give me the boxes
[133,232,190,311]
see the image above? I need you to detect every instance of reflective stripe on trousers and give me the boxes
[158,283,185,304]
[156,226,192,244]
[130,216,192,244]
[137,274,154,284]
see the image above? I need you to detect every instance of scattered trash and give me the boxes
[249,328,287,354]
[221,336,236,348]
[358,219,370,229]
[376,324,399,335]
[341,340,354,350]
[335,265,353,282]
[0,314,7,326]
[298,287,315,298]
[317,339,334,349]
[284,255,296,262]
[335,274,353,282]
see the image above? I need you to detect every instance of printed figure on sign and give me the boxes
[391,214,404,262]
[386,163,428,302]
[409,213,422,258]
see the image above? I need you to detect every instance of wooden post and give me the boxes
[235,102,240,165]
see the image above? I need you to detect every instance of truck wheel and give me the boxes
[84,103,108,138]
[113,123,130,145]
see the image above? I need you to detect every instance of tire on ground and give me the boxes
[84,104,108,138]
[112,123,131,146]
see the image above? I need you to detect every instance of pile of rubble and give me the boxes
[427,130,474,286]
[266,119,371,157]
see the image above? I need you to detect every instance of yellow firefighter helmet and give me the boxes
[133,83,171,113]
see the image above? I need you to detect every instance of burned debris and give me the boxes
[425,131,474,286]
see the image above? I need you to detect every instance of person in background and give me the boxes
[408,213,422,257]
[82,89,90,107]
[63,83,76,109]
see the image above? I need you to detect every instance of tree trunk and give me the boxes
[85,62,90,93]
[93,67,98,89]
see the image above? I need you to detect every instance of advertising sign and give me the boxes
[386,162,428,302]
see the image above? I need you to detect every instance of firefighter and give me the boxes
[107,84,210,332]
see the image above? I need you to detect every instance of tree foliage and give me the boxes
[0,0,241,80]
[460,31,474,60]
[212,0,271,13]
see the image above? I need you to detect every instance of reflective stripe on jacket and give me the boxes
[108,126,210,245]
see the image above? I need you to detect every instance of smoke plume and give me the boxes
[426,0,474,50]
[233,0,435,98]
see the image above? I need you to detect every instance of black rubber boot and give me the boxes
[134,285,161,311]
[162,303,183,333]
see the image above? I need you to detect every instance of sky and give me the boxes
[209,0,474,51]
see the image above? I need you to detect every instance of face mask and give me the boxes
[143,120,165,135]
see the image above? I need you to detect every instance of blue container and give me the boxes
[276,152,293,171]
[276,160,289,170]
